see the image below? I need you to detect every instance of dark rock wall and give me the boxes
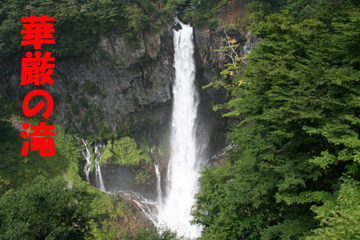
[192,0,261,156]
[0,0,260,148]
[0,22,175,135]
[0,0,265,195]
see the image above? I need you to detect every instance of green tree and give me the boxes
[0,94,16,143]
[307,176,360,239]
[128,225,189,240]
[0,0,165,59]
[125,3,149,33]
[0,176,105,240]
[192,1,360,239]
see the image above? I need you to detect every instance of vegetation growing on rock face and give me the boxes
[192,0,360,239]
[0,115,81,196]
[100,137,152,183]
[0,0,173,59]
[246,0,325,25]
[0,113,153,238]
[0,94,152,237]
[101,137,151,166]
[187,0,230,26]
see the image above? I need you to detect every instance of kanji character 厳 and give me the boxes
[21,122,55,156]
[21,15,55,49]
[21,51,55,85]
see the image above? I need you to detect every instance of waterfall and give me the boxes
[75,136,91,183]
[75,137,106,192]
[158,19,203,238]
[94,140,106,192]
[110,190,159,226]
[155,164,163,209]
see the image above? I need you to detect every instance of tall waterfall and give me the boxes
[158,20,202,238]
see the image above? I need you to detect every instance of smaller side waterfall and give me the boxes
[94,140,106,192]
[155,164,162,209]
[75,137,106,192]
[75,137,163,225]
[111,190,159,225]
[75,136,91,183]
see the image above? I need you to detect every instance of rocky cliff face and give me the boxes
[0,0,260,142]
[0,21,175,136]
[192,0,262,155]
[0,0,263,162]
[193,0,261,87]
[0,0,263,203]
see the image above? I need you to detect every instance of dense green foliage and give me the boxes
[101,137,151,166]
[187,0,229,26]
[246,0,318,25]
[245,0,347,26]
[100,137,152,183]
[128,225,190,240]
[175,0,331,28]
[192,0,360,239]
[170,0,331,28]
[0,120,80,195]
[0,117,154,239]
[0,0,170,59]
[309,175,360,239]
[0,96,79,197]
[0,96,155,238]
[0,96,17,144]
[0,176,104,240]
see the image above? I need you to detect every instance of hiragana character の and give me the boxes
[23,90,53,119]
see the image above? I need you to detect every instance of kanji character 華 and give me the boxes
[21,122,55,157]
[21,51,55,85]
[23,90,53,119]
[21,15,55,49]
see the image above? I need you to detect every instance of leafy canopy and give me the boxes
[0,176,105,240]
[0,0,169,59]
[192,1,360,239]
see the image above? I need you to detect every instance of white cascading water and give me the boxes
[94,140,106,192]
[155,164,163,209]
[75,137,106,192]
[75,136,91,183]
[76,136,160,221]
[109,190,159,225]
[158,19,202,238]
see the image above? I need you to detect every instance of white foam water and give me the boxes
[75,137,106,192]
[94,140,106,192]
[75,136,91,183]
[155,164,163,209]
[158,19,202,238]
